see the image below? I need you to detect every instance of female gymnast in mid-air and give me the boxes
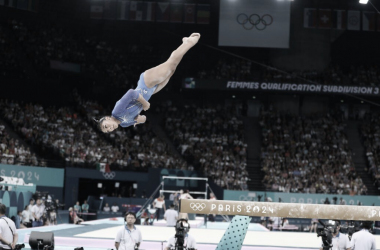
[95,33,201,133]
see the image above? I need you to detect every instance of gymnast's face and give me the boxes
[101,117,119,133]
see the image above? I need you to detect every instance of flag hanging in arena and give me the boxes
[103,0,117,20]
[170,3,183,23]
[362,11,375,31]
[129,1,141,21]
[197,4,210,24]
[184,4,195,24]
[304,8,317,28]
[318,9,332,28]
[142,2,155,21]
[347,10,361,30]
[117,0,130,20]
[90,0,104,19]
[156,2,169,22]
[305,8,380,32]
[332,10,346,30]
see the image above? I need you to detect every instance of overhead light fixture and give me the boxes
[359,0,369,4]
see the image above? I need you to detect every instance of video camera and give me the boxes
[317,220,340,250]
[45,200,65,212]
[175,219,190,238]
[173,219,194,250]
[33,192,65,212]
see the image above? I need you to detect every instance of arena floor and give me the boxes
[17,217,380,250]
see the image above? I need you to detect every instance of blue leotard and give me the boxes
[112,73,158,127]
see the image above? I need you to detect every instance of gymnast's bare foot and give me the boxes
[182,33,201,47]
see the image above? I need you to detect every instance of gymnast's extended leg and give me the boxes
[143,33,201,92]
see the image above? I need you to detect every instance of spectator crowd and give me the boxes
[0,119,45,166]
[260,108,367,195]
[161,103,249,190]
[361,112,380,190]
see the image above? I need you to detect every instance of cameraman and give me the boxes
[165,219,197,250]
[350,221,376,250]
[319,220,351,250]
[0,204,18,249]
[115,212,142,250]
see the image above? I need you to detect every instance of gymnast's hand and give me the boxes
[137,93,150,111]
[143,101,150,111]
[134,115,147,127]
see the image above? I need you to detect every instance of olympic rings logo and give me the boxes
[190,203,206,211]
[236,13,273,30]
[103,172,116,179]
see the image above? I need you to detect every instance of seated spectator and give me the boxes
[103,203,110,212]
[21,205,32,228]
[69,207,84,224]
[111,203,119,213]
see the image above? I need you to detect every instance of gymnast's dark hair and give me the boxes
[93,117,106,131]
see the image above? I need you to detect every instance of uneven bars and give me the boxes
[160,190,207,195]
[162,176,208,181]
[180,199,380,221]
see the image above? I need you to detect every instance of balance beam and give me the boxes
[179,199,380,220]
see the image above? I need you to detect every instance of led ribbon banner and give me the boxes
[180,199,380,220]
